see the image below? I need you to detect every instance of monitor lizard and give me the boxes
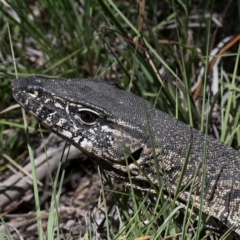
[11,76,240,238]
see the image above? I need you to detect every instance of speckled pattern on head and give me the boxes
[12,76,151,127]
[12,76,240,238]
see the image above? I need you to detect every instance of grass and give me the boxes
[0,0,240,239]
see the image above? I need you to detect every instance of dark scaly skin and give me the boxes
[12,76,240,238]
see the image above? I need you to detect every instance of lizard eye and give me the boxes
[78,109,99,125]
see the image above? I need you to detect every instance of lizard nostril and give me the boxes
[27,89,39,98]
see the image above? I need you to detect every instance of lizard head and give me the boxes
[12,76,154,179]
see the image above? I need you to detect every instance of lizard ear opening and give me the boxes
[127,147,143,165]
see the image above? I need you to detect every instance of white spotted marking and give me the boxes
[56,118,67,126]
[101,125,110,131]
[46,112,56,122]
[89,129,95,134]
[66,105,70,115]
[80,138,93,152]
[73,135,81,143]
[54,101,64,109]
[61,129,73,139]
[44,98,50,103]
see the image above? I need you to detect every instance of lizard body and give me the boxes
[12,76,240,238]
